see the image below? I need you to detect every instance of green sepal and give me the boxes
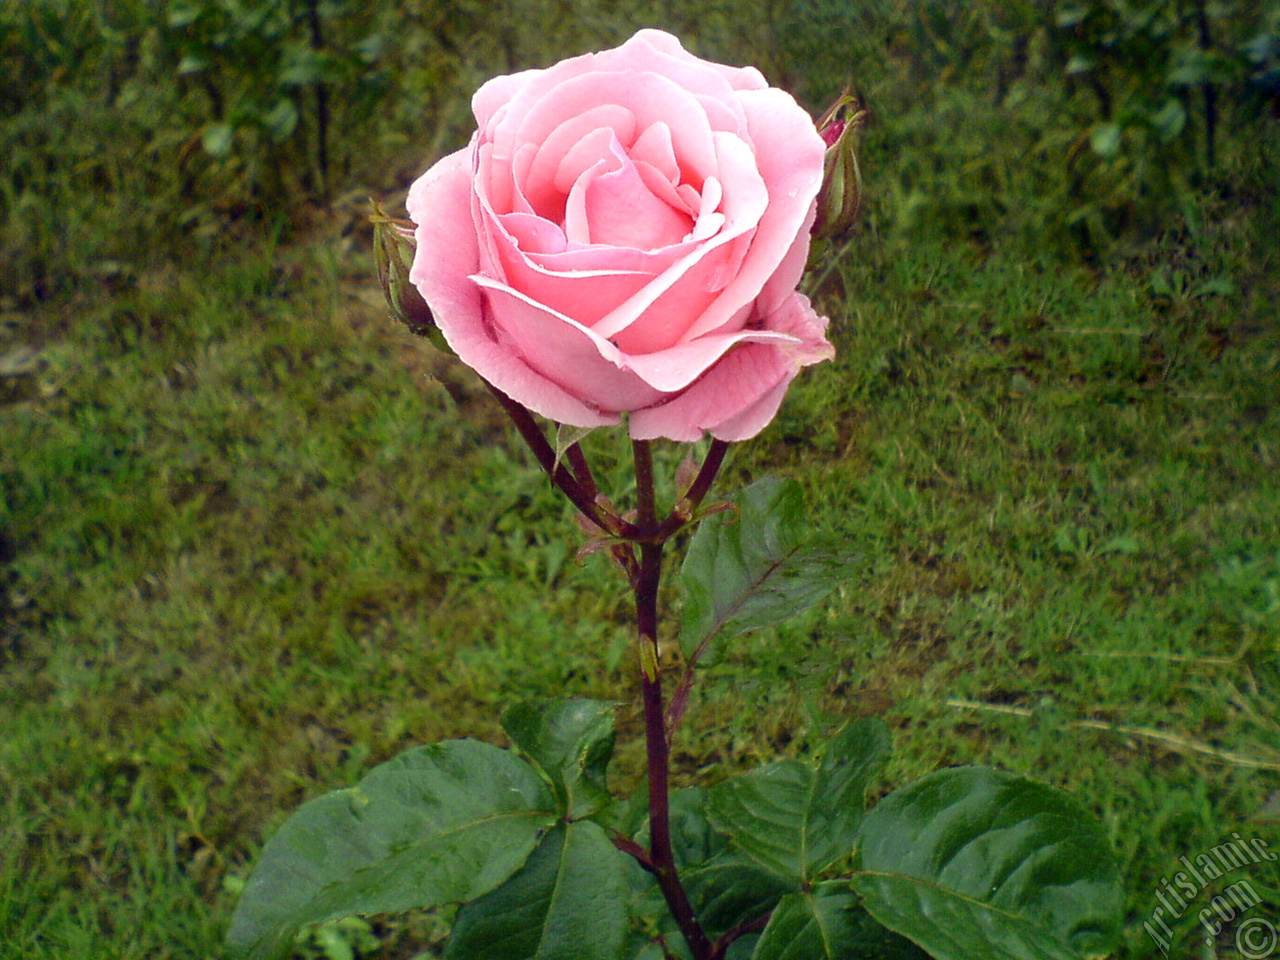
[370,198,451,354]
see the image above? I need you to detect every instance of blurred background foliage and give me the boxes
[4,0,1279,302]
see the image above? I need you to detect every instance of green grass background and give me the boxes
[3,1,1279,957]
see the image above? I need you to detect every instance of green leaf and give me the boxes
[632,787,794,937]
[227,741,557,960]
[1192,278,1235,298]
[854,767,1123,960]
[680,477,857,663]
[753,889,929,960]
[709,760,812,881]
[752,883,928,960]
[1063,53,1094,75]
[807,719,892,872]
[501,699,616,819]
[445,821,630,960]
[681,854,797,937]
[708,719,889,883]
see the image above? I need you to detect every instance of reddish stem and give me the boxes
[488,400,730,960]
[636,540,711,960]
[482,380,626,536]
[653,439,730,541]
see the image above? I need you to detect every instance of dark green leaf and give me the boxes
[708,720,889,883]
[446,821,630,960]
[166,2,203,27]
[680,477,857,663]
[501,699,616,819]
[708,760,811,881]
[227,741,557,960]
[632,788,794,937]
[807,719,892,873]
[751,883,923,960]
[681,854,796,937]
[854,767,1123,960]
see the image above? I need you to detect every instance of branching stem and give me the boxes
[490,396,733,960]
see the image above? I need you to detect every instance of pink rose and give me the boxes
[407,29,833,442]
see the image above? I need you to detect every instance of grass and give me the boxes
[4,3,1280,958]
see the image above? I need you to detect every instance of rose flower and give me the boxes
[408,29,833,442]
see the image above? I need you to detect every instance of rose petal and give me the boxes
[628,292,833,441]
[407,148,618,428]
[498,211,567,255]
[608,30,765,104]
[518,104,637,217]
[623,327,802,392]
[630,121,680,184]
[476,175,681,326]
[472,67,540,130]
[564,157,606,244]
[755,201,817,317]
[633,159,695,216]
[555,126,625,194]
[584,157,693,249]
[675,87,826,342]
[512,71,719,189]
[509,142,539,215]
[590,131,767,346]
[472,275,666,413]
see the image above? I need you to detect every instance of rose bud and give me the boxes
[371,200,450,353]
[404,30,834,442]
[811,91,866,243]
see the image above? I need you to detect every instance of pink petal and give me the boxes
[633,159,695,216]
[695,94,744,135]
[591,131,767,345]
[513,71,719,189]
[407,148,617,429]
[472,276,666,414]
[564,157,606,244]
[624,327,802,392]
[554,126,626,193]
[520,106,637,218]
[608,30,765,103]
[676,88,826,342]
[628,293,833,441]
[584,157,693,249]
[472,68,540,130]
[498,212,567,255]
[756,201,817,317]
[629,121,680,185]
[509,142,539,215]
